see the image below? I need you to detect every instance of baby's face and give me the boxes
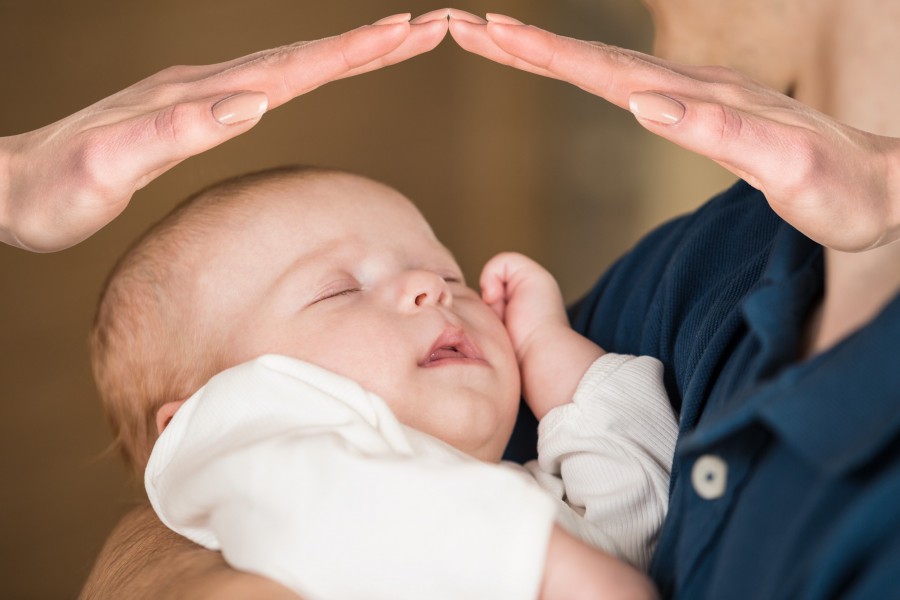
[195,172,520,462]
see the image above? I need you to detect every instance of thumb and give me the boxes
[628,91,793,190]
[111,91,268,187]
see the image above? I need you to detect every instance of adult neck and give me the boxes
[794,0,900,137]
[794,0,900,358]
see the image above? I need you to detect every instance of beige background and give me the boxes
[0,1,733,598]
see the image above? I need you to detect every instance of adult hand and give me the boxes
[449,11,900,252]
[0,10,450,252]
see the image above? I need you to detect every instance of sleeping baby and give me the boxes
[90,165,675,600]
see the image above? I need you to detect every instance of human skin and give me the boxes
[157,170,522,463]
[447,1,900,358]
[480,251,605,420]
[82,1,900,597]
[0,10,450,252]
[143,171,656,600]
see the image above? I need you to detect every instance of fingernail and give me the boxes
[485,13,524,25]
[373,13,412,25]
[629,92,685,124]
[212,91,268,125]
[411,8,450,24]
[446,8,487,24]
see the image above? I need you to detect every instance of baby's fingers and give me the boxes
[479,256,511,321]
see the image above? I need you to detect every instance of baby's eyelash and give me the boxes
[329,288,360,298]
[314,287,360,303]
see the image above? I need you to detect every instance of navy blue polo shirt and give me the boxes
[509,180,900,598]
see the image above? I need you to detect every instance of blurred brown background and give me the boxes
[0,1,733,597]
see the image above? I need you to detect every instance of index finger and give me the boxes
[208,20,415,109]
[454,17,692,111]
[338,13,450,81]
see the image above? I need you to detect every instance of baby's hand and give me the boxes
[480,252,604,419]
[480,252,568,355]
[541,525,658,600]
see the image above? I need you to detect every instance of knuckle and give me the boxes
[126,79,188,109]
[781,131,824,193]
[68,131,120,200]
[707,103,745,146]
[150,81,189,106]
[155,64,193,81]
[152,102,194,145]
[710,80,748,106]
[138,65,194,90]
[703,65,748,84]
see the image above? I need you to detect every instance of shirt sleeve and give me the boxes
[524,353,678,569]
[145,355,557,600]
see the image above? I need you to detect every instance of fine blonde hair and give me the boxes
[90,165,332,475]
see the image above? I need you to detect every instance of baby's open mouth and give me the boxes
[419,328,483,366]
[427,346,465,361]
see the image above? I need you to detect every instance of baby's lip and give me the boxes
[418,327,484,367]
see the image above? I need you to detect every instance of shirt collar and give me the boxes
[684,220,900,476]
[756,285,900,475]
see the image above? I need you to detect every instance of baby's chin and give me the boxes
[451,422,517,464]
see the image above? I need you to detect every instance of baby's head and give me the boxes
[91,166,521,475]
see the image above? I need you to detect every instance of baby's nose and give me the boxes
[400,270,452,310]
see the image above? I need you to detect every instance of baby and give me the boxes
[90,166,675,600]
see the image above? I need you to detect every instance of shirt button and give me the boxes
[691,454,728,500]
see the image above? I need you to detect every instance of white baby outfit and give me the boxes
[146,353,677,600]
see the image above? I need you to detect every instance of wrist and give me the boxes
[521,326,604,420]
[0,136,14,247]
[883,139,900,247]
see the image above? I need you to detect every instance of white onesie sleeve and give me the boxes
[145,355,557,600]
[524,353,678,569]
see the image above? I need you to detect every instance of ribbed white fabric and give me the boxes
[525,354,678,569]
[146,353,677,599]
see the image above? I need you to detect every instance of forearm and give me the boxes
[886,141,900,246]
[540,524,659,600]
[79,504,302,600]
[521,324,605,420]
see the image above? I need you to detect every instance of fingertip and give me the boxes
[485,20,528,37]
[368,20,412,36]
[483,20,540,59]
[448,18,485,51]
[485,13,524,25]
[373,12,411,25]
[447,8,486,24]
[340,21,410,67]
[410,14,450,40]
[410,8,449,24]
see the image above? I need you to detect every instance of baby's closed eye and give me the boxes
[311,283,361,304]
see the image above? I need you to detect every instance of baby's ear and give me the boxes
[155,399,187,435]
